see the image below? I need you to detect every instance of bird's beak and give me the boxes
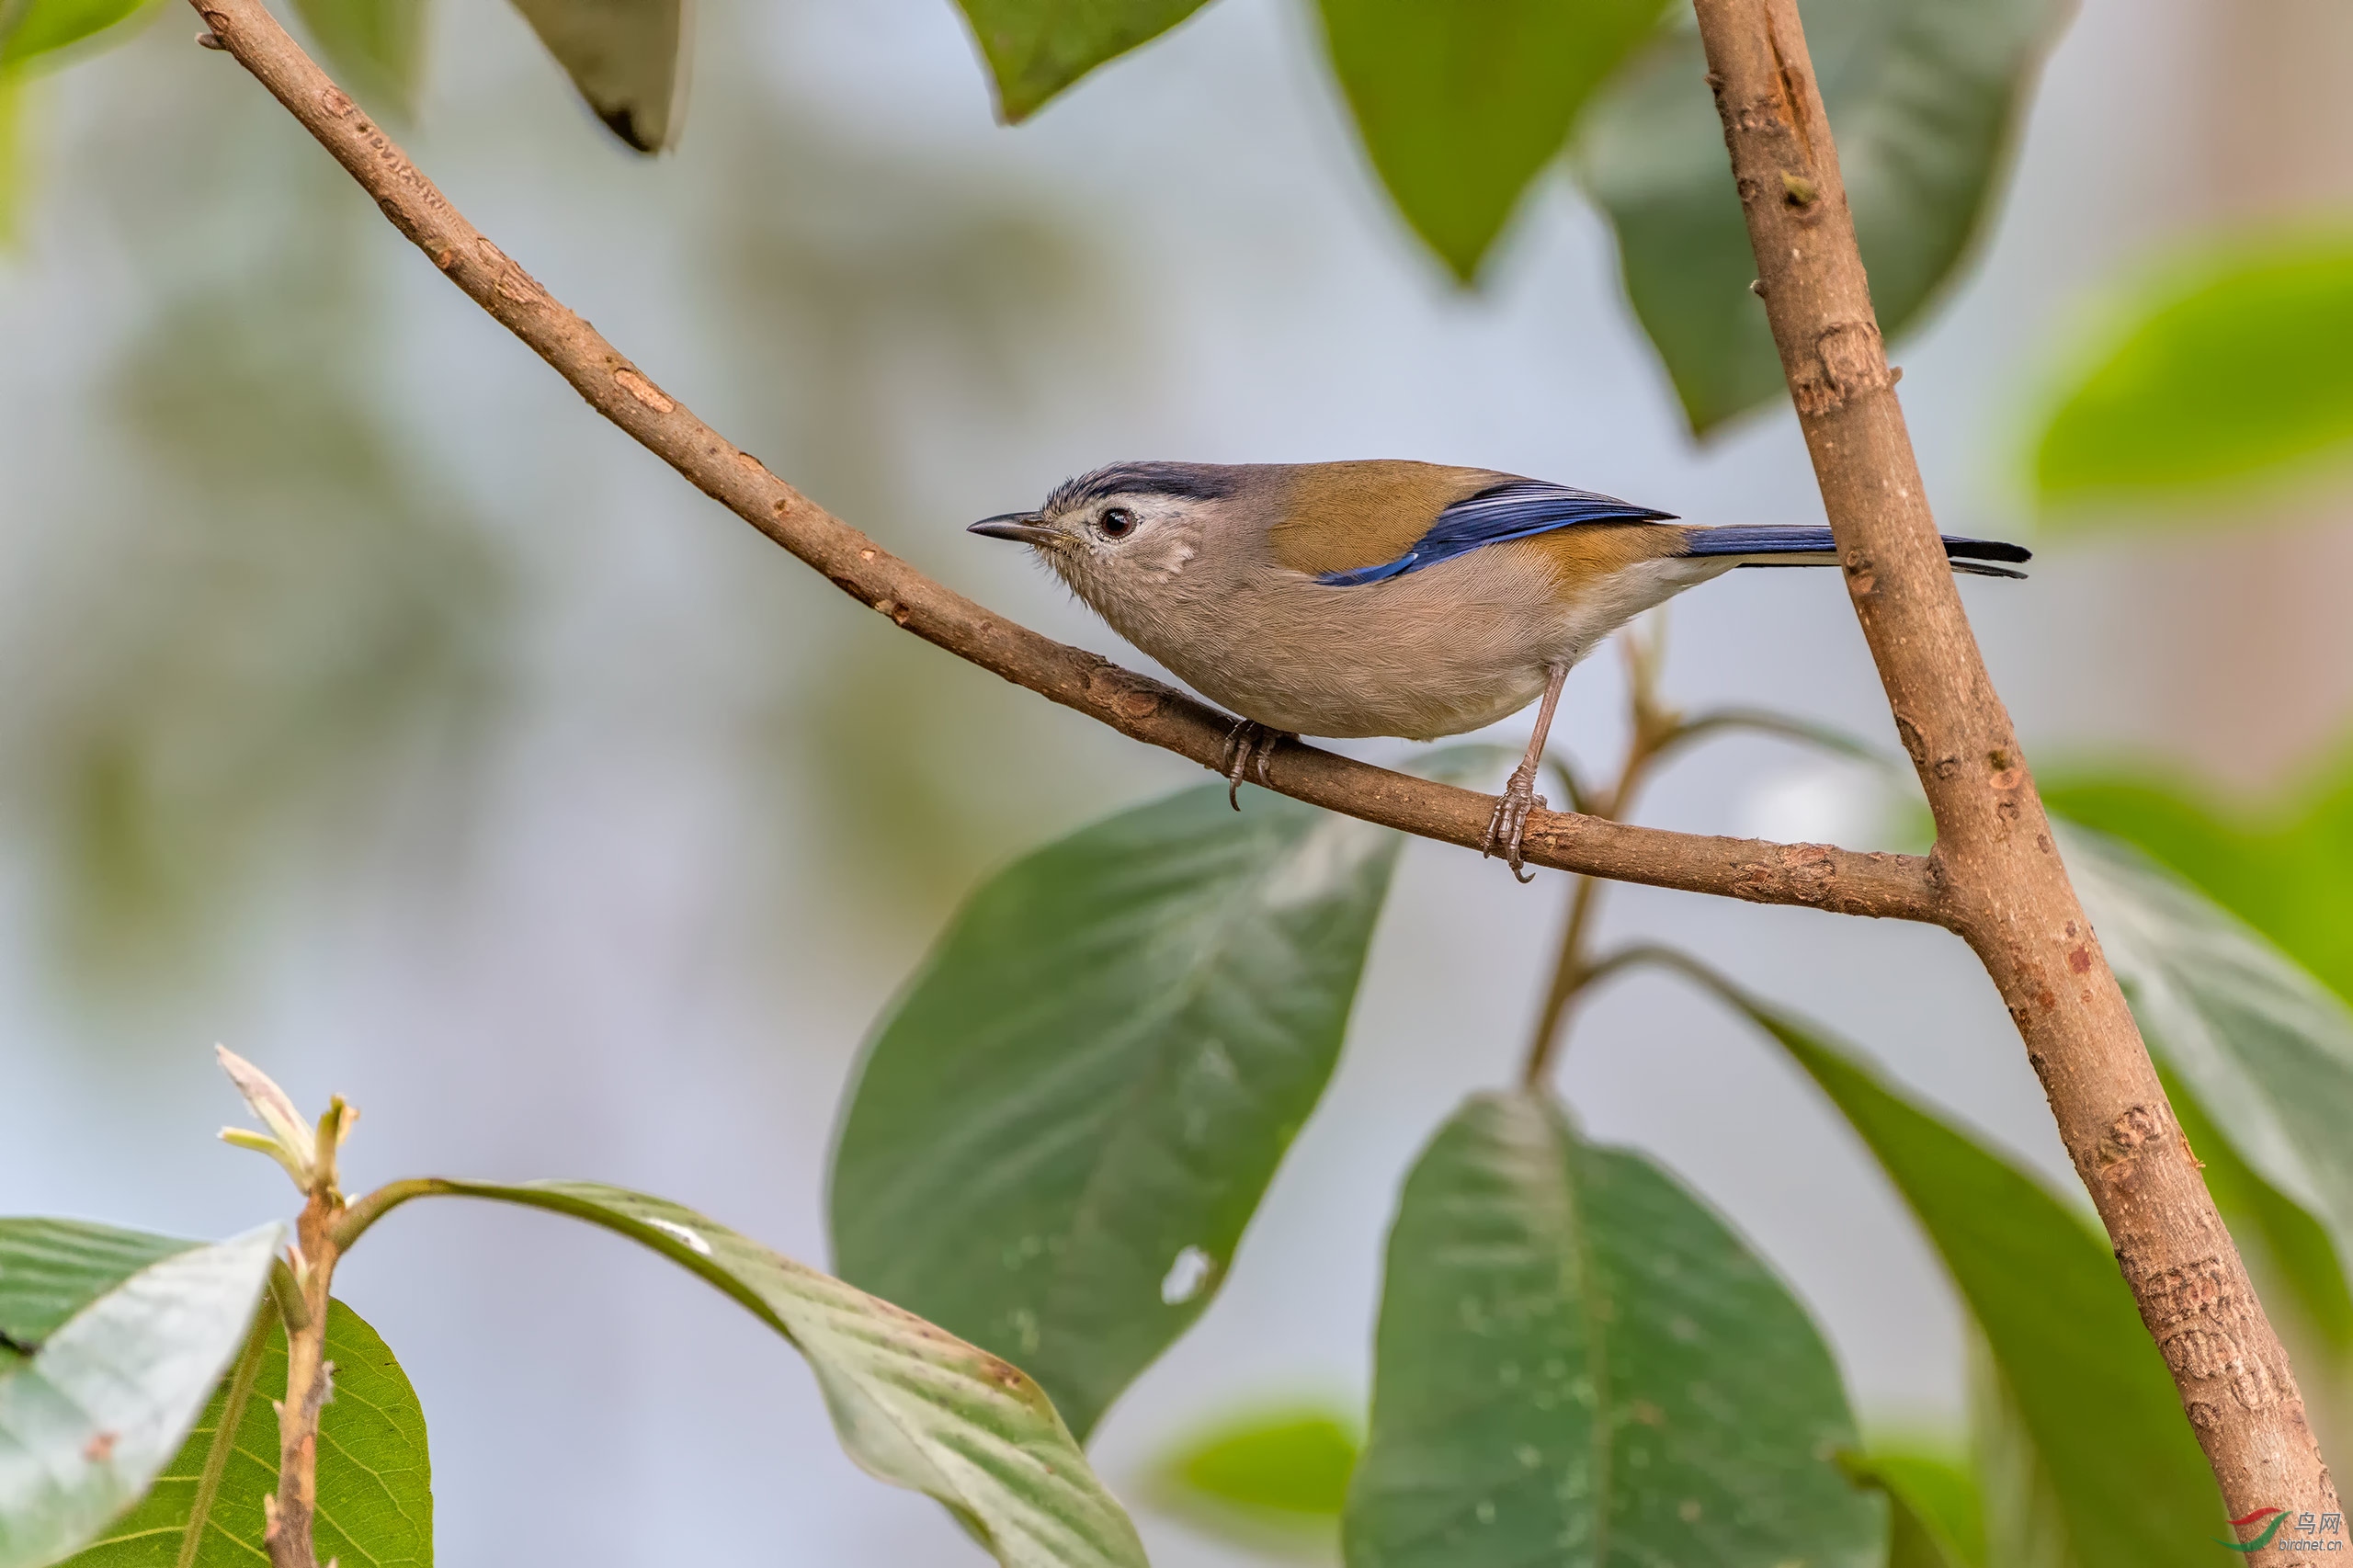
[969,513,1061,547]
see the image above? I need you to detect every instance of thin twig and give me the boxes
[177,0,1938,926]
[1693,0,2333,1517]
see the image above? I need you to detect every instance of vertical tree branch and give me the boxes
[1691,0,2335,1519]
[266,1193,339,1568]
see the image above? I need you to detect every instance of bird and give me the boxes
[970,460,2029,879]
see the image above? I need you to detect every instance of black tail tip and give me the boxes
[1942,535,2032,565]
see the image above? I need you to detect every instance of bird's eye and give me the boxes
[1097,506,1137,540]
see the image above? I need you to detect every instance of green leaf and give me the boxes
[1717,994,2228,1567]
[950,0,1211,123]
[831,784,1401,1440]
[1148,1404,1357,1554]
[2043,759,2353,1006]
[2032,233,2353,508]
[2058,826,2353,1348]
[62,1299,432,1567]
[413,1180,1149,1568]
[288,0,426,118]
[1577,0,2068,434]
[2162,1061,2353,1351]
[1842,1449,1984,1568]
[1344,1091,1881,1568]
[506,0,688,152]
[1314,0,1669,279]
[0,0,153,70]
[0,1222,278,1568]
[0,70,22,249]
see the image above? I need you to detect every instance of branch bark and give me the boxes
[1693,0,2335,1520]
[180,0,1938,926]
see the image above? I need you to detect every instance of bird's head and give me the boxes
[969,462,1249,610]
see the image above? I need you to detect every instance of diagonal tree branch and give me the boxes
[1694,0,2335,1521]
[179,0,1941,925]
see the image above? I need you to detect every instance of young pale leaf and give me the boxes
[1345,1092,1881,1568]
[952,0,1211,123]
[1314,0,1668,280]
[288,0,426,118]
[419,1180,1148,1568]
[61,1298,431,1567]
[0,0,150,69]
[831,784,1400,1441]
[0,1222,278,1568]
[2033,235,2353,509]
[1841,1450,1984,1568]
[2060,827,2353,1335]
[506,0,687,152]
[1725,997,2225,1567]
[1577,0,2067,434]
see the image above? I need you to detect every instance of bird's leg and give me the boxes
[1483,662,1569,882]
[1220,719,1292,810]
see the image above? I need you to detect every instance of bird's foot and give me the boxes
[1220,720,1291,809]
[1482,767,1548,883]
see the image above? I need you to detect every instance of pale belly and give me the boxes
[1113,550,1733,741]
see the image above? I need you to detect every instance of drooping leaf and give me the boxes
[1314,0,1669,279]
[289,0,426,118]
[63,1300,432,1567]
[831,784,1401,1440]
[1715,993,2227,1567]
[1345,1091,1881,1568]
[1841,1449,1984,1568]
[0,0,153,70]
[409,1180,1149,1568]
[506,0,688,152]
[2057,826,2353,1348]
[950,0,1212,123]
[0,1222,278,1568]
[2032,234,2353,508]
[1577,0,2069,433]
[1148,1404,1358,1554]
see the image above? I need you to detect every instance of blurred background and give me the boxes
[3,0,2349,1560]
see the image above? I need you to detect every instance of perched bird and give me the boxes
[972,460,2029,878]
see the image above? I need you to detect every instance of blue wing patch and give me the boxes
[1316,480,1677,587]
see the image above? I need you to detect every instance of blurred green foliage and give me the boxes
[0,0,154,71]
[1315,0,1667,280]
[2047,756,2353,1006]
[953,0,1210,122]
[2034,236,2353,511]
[1843,1449,1985,1568]
[506,0,685,151]
[1579,0,2066,433]
[288,0,424,119]
[1147,1405,1358,1556]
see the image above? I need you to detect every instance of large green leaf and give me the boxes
[2057,827,2353,1341]
[289,0,426,118]
[506,0,688,152]
[409,1180,1148,1568]
[951,0,1212,122]
[1314,0,1668,280]
[0,0,152,69]
[0,1223,278,1568]
[2032,234,2353,508]
[1344,1091,1880,1568]
[1718,994,2227,1567]
[831,785,1401,1440]
[63,1300,431,1567]
[1577,0,2067,434]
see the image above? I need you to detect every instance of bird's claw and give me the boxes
[1221,720,1290,809]
[1482,770,1547,883]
